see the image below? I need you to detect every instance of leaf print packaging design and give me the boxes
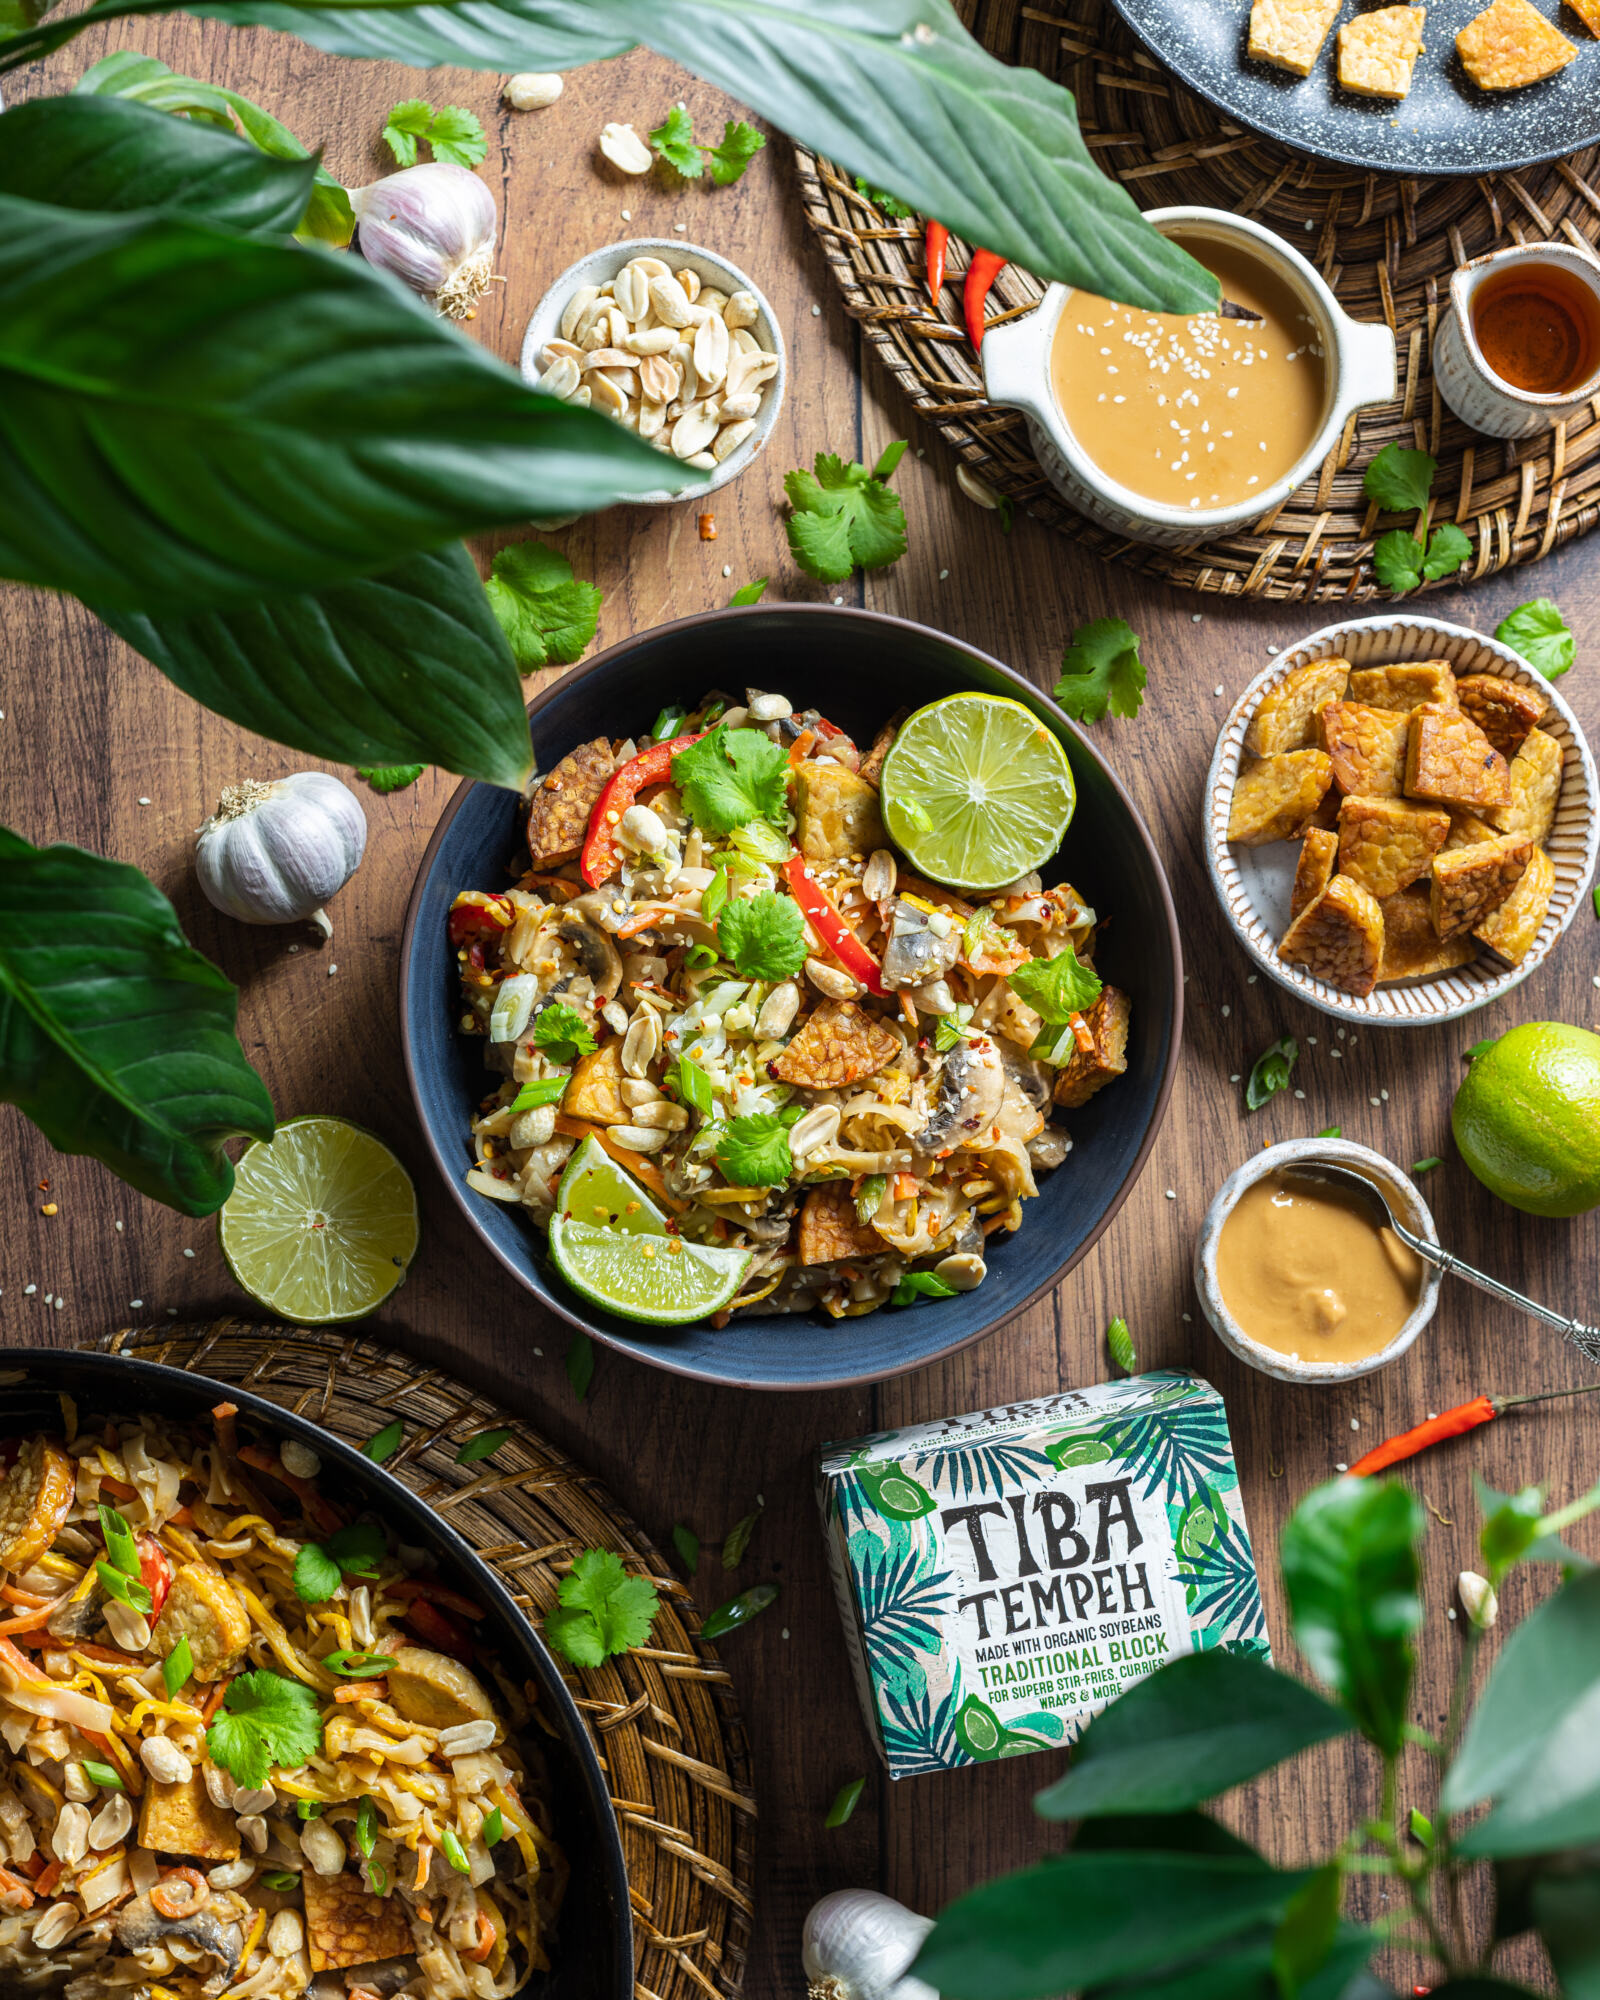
[816,1372,1269,1778]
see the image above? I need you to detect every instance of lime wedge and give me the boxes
[879,693,1076,892]
[219,1115,419,1323]
[556,1135,667,1236]
[549,1215,751,1326]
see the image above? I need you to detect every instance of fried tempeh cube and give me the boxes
[1474,844,1556,964]
[1317,702,1412,797]
[1456,674,1547,758]
[137,1775,241,1863]
[1405,703,1512,812]
[1337,794,1450,899]
[1445,810,1500,850]
[1337,7,1427,97]
[1376,890,1478,983]
[1053,987,1132,1109]
[562,1040,627,1126]
[1279,875,1386,997]
[1489,728,1563,843]
[859,709,906,787]
[798,1184,886,1265]
[772,1000,900,1090]
[1568,0,1600,34]
[1249,0,1343,71]
[0,1436,74,1574]
[1431,835,1533,939]
[303,1869,415,1972]
[1245,657,1351,756]
[1457,0,1576,85]
[1227,751,1334,844]
[1346,661,1457,711]
[150,1563,250,1682]
[795,762,888,862]
[1291,827,1339,920]
[525,737,615,868]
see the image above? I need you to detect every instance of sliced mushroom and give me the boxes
[911,1035,1006,1153]
[880,899,962,991]
[114,1893,243,1982]
[997,1039,1053,1114]
[551,895,624,1000]
[46,1573,106,1642]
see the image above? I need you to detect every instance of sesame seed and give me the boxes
[833,596,844,606]
[1165,1189,1176,1200]
[1248,975,1257,984]
[1351,1418,1360,1430]
[166,1307,177,1317]
[533,1347,543,1357]
[1335,1462,1349,1473]
[1448,1608,1457,1620]
[722,564,732,577]
[23,1284,36,1296]
[1381,1089,1389,1100]
[1214,685,1224,696]
[1192,613,1203,623]
[1294,1089,1305,1099]
[812,304,821,316]
[938,568,949,580]
[1332,1049,1343,1059]
[1221,1004,1230,1017]
[673,221,686,232]
[183,1247,195,1259]
[620,208,631,220]
[114,1220,123,1231]
[54,1297,64,1310]
[1230,1073,1241,1082]
[138,796,151,806]
[130,1299,143,1309]
[328,963,338,976]
[1370,1095,1381,1106]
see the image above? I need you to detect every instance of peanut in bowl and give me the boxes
[1204,614,1599,1025]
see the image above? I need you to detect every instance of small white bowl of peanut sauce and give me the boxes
[1194,1138,1442,1385]
[980,207,1396,550]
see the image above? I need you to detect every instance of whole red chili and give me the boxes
[1348,1381,1600,1478]
[925,219,949,311]
[963,247,1008,353]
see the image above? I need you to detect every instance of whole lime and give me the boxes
[1451,1023,1600,1218]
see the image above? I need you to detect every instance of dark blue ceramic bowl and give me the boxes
[401,606,1182,1390]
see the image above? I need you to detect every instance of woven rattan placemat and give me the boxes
[795,0,1600,601]
[97,1317,754,2000]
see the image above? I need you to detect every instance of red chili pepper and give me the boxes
[1348,1382,1600,1477]
[134,1535,172,1622]
[580,732,704,889]
[388,1577,486,1621]
[403,1596,474,1662]
[448,891,514,948]
[964,247,1008,353]
[782,856,887,996]
[926,219,949,310]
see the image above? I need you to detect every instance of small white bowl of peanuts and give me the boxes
[520,237,786,506]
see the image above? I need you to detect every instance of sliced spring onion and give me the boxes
[259,1869,300,1892]
[297,1801,324,1820]
[96,1561,152,1614]
[729,818,791,865]
[355,1794,377,1859]
[97,1503,141,1579]
[854,1174,888,1225]
[507,1077,567,1114]
[324,1650,397,1679]
[440,1827,471,1874]
[480,1806,504,1846]
[363,1421,403,1464]
[489,972,540,1045]
[700,864,729,924]
[677,1055,715,1117]
[163,1637,194,1700]
[81,1758,123,1791]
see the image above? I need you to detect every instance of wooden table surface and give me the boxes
[5,26,1600,1995]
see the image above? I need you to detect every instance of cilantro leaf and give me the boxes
[783,450,908,583]
[717,891,807,980]
[1246,1034,1298,1110]
[1422,522,1472,582]
[486,540,602,672]
[716,1112,792,1187]
[1497,598,1575,680]
[672,724,790,835]
[1363,443,1437,514]
[648,103,702,178]
[531,1003,597,1061]
[1008,948,1102,1023]
[381,98,434,168]
[1053,618,1146,725]
[1373,530,1425,596]
[708,118,765,186]
[292,1544,343,1602]
[1106,1315,1137,1373]
[355,764,425,793]
[854,177,912,219]
[543,1549,661,1667]
[426,105,487,169]
[730,578,768,606]
[294,1521,386,1602]
[206,1670,324,1790]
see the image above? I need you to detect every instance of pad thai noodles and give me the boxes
[0,1404,565,1999]
[450,688,1132,1324]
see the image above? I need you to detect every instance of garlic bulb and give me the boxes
[803,1891,939,2000]
[195,774,366,940]
[350,163,498,321]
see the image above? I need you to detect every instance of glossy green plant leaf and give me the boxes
[1072,1813,1261,1861]
[74,49,352,244]
[95,543,534,790]
[1035,1650,1349,1820]
[1083,1923,1376,2000]
[1533,1868,1600,2000]
[0,96,315,233]
[914,1853,1314,2000]
[0,197,682,615]
[1417,1984,1545,1999]
[1280,1479,1424,1756]
[0,829,274,1213]
[1272,1864,1342,1999]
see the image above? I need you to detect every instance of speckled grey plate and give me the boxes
[1106,0,1600,176]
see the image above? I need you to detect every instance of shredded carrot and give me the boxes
[414,1841,433,1893]
[0,1866,35,1909]
[31,1860,61,1898]
[202,1678,232,1724]
[167,1505,194,1527]
[1070,1012,1094,1054]
[68,1643,142,1670]
[0,1605,55,1637]
[552,1115,685,1209]
[1,1584,50,1609]
[898,992,919,1031]
[211,1403,238,1421]
[18,1852,44,1881]
[893,1173,918,1201]
[98,1476,136,1501]
[465,1911,497,1963]
[334,1681,384,1703]
[616,908,668,940]
[787,728,817,769]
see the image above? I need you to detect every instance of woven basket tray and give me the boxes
[795,0,1600,601]
[96,1318,755,2000]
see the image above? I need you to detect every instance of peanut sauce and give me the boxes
[1471,262,1600,397]
[1216,1171,1423,1366]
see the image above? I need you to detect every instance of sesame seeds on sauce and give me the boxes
[1049,231,1327,513]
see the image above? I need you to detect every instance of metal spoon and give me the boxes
[1297,1159,1600,1368]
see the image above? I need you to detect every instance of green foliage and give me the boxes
[531,1003,596,1061]
[716,1112,793,1188]
[825,1776,867,1826]
[1246,1035,1298,1111]
[0,829,273,1214]
[1496,599,1575,680]
[543,1549,660,1667]
[720,1500,763,1569]
[649,104,700,175]
[701,1580,779,1638]
[717,891,808,980]
[785,446,909,583]
[707,117,764,185]
[672,726,791,835]
[1364,443,1437,513]
[1010,947,1102,1023]
[1105,1315,1138,1374]
[485,540,603,672]
[855,176,913,217]
[1373,524,1473,596]
[206,1669,323,1789]
[730,578,768,605]
[383,97,485,166]
[1053,618,1146,724]
[356,764,426,793]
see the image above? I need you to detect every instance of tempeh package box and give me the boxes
[816,1372,1269,1777]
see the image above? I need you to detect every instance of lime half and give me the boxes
[219,1116,419,1323]
[879,694,1076,892]
[549,1216,750,1326]
[556,1135,668,1236]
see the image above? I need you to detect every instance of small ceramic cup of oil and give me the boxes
[1434,242,1600,441]
[979,207,1396,549]
[1194,1138,1442,1386]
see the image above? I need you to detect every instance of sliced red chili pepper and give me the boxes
[134,1534,172,1622]
[448,891,514,947]
[963,247,1009,353]
[782,856,887,997]
[388,1577,486,1621]
[925,219,949,311]
[403,1596,474,1662]
[580,732,704,889]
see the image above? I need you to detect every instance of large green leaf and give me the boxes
[1072,1812,1261,1860]
[95,542,534,790]
[1035,1650,1350,1820]
[74,49,353,244]
[1085,1924,1376,2000]
[0,95,315,234]
[1281,1479,1424,1756]
[1533,1867,1600,1999]
[914,1852,1315,2000]
[1444,1570,1600,1855]
[0,828,274,1215]
[0,197,682,615]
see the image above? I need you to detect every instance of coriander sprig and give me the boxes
[1363,443,1472,596]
